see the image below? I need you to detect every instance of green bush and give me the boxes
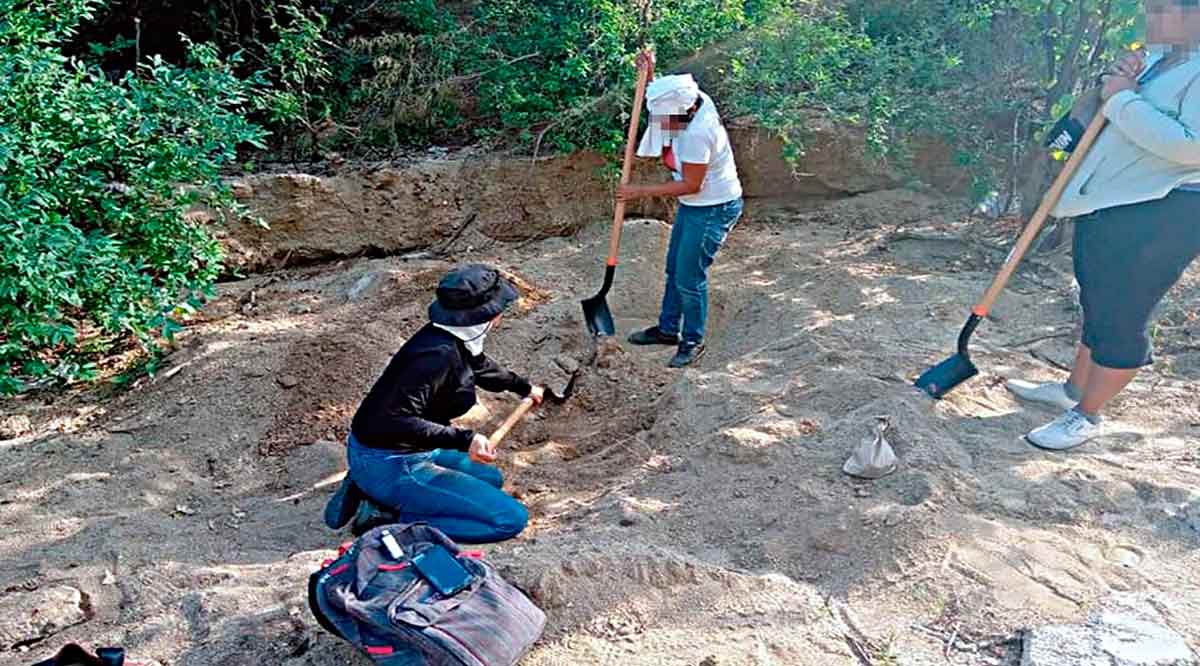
[0,0,269,393]
[719,9,966,159]
[345,0,784,152]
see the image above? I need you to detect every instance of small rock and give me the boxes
[278,375,301,389]
[288,302,313,315]
[174,504,197,516]
[101,570,116,586]
[0,414,33,440]
[618,505,640,527]
[700,657,719,666]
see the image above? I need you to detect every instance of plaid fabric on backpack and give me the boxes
[308,523,546,666]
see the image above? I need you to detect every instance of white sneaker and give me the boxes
[1006,378,1078,411]
[1026,410,1102,451]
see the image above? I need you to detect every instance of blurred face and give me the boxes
[652,114,691,133]
[1146,0,1200,45]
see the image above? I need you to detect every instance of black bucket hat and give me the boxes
[428,264,518,327]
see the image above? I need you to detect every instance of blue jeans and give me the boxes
[346,434,528,544]
[658,198,744,344]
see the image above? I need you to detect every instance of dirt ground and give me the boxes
[2,187,1199,666]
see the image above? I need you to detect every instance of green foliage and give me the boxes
[720,0,1145,199]
[719,8,967,161]
[0,0,268,393]
[345,0,783,151]
[261,1,333,130]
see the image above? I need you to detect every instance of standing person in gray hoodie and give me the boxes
[1007,0,1200,451]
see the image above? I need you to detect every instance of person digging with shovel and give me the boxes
[1007,0,1200,451]
[618,51,744,368]
[323,264,545,541]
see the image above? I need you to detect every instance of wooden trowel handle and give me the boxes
[973,112,1108,317]
[606,59,653,267]
[488,397,536,448]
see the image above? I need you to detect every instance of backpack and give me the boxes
[308,523,546,666]
[30,645,124,666]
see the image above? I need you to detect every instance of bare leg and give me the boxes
[1077,365,1138,415]
[1066,344,1093,392]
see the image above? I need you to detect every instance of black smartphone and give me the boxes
[412,546,474,597]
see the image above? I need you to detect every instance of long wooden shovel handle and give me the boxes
[487,397,536,448]
[605,59,653,267]
[973,112,1108,317]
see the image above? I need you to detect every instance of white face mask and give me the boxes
[433,320,494,356]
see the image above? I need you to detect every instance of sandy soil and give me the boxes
[2,188,1198,666]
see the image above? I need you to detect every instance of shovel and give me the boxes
[916,112,1108,398]
[478,370,578,461]
[582,58,653,337]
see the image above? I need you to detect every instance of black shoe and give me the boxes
[350,499,399,537]
[323,477,364,530]
[628,326,680,346]
[668,342,706,368]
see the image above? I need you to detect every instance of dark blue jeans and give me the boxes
[658,198,744,344]
[346,434,528,544]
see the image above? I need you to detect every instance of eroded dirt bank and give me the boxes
[216,123,969,274]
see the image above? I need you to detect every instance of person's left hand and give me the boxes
[528,385,545,406]
[616,184,638,202]
[1101,74,1138,101]
[635,50,656,73]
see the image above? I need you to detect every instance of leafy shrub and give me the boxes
[719,9,966,160]
[0,0,269,393]
[345,0,784,152]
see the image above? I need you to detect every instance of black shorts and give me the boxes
[1073,190,1200,369]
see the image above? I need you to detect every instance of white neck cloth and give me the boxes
[433,321,492,356]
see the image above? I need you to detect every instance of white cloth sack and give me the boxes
[843,417,898,480]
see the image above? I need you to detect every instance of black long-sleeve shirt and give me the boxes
[350,324,532,453]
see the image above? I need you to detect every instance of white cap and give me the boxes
[646,74,701,116]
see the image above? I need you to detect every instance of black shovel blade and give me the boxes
[581,265,616,337]
[581,295,614,337]
[915,313,984,399]
[915,353,978,399]
[548,369,580,404]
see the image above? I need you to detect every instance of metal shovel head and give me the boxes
[915,353,978,399]
[581,265,617,337]
[581,294,614,337]
[548,369,580,403]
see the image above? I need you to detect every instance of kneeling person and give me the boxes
[325,264,543,542]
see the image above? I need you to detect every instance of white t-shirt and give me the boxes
[638,92,743,207]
